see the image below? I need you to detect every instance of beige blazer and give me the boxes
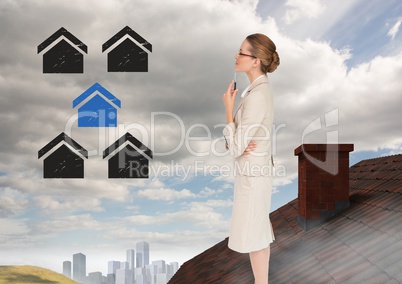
[223,75,274,176]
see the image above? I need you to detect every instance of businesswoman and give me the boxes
[222,33,280,284]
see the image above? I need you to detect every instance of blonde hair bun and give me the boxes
[246,33,280,73]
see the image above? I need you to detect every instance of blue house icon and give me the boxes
[73,82,121,127]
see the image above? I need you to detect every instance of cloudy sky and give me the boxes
[1,0,402,276]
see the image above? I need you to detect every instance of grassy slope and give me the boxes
[0,265,79,284]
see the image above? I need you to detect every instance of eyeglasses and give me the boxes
[237,51,256,58]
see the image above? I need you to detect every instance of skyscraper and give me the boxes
[63,261,71,278]
[108,260,121,275]
[136,241,149,268]
[126,249,135,270]
[73,253,86,282]
[152,260,166,274]
[116,267,134,284]
[88,271,103,284]
[170,262,179,276]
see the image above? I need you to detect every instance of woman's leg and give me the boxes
[249,246,270,284]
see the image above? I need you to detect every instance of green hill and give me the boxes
[0,265,78,284]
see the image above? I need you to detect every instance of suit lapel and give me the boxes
[233,75,268,119]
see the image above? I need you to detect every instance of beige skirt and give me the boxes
[228,174,275,253]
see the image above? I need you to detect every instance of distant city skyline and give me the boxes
[62,241,180,284]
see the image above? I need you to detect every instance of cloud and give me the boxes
[0,175,131,203]
[338,53,402,150]
[0,187,29,217]
[137,188,197,201]
[136,186,223,201]
[0,218,29,235]
[199,186,223,197]
[283,0,325,24]
[124,199,232,229]
[259,0,361,44]
[388,17,402,39]
[30,214,104,235]
[34,195,104,214]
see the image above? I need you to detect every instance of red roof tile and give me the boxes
[169,154,402,283]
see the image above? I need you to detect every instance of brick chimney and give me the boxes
[294,144,354,231]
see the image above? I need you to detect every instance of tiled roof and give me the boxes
[169,237,253,284]
[169,154,402,283]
